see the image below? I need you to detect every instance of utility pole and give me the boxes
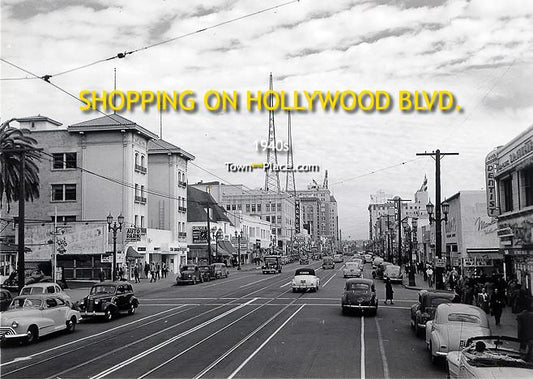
[416,149,458,290]
[206,202,212,265]
[17,151,26,291]
[388,196,410,265]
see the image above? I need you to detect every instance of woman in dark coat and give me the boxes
[490,288,505,325]
[384,278,394,305]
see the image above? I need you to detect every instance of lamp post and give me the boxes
[426,199,450,290]
[212,227,222,263]
[235,230,243,270]
[107,213,124,281]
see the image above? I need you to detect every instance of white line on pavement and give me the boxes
[280,282,291,288]
[203,274,256,288]
[375,316,390,379]
[90,298,258,379]
[0,306,187,368]
[239,276,276,288]
[360,316,366,379]
[227,304,305,379]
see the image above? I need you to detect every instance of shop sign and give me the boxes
[485,148,500,217]
[101,254,112,263]
[192,226,208,243]
[125,228,141,242]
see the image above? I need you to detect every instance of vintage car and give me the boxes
[426,303,491,364]
[383,264,403,283]
[198,265,213,282]
[262,255,282,274]
[20,283,72,307]
[341,278,378,316]
[78,282,138,320]
[0,295,80,343]
[447,336,533,378]
[372,257,384,269]
[0,289,14,312]
[343,261,363,278]
[410,289,456,337]
[322,256,335,269]
[211,263,229,279]
[299,256,309,265]
[176,265,203,284]
[372,261,393,279]
[292,268,320,292]
[364,254,373,263]
[333,254,344,263]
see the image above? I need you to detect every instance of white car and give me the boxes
[20,283,72,307]
[426,303,491,364]
[343,262,363,278]
[447,336,533,378]
[333,254,344,263]
[372,257,384,269]
[292,268,320,292]
[0,295,80,343]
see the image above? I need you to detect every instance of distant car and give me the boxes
[211,263,229,279]
[0,295,80,343]
[341,278,378,316]
[364,254,373,263]
[343,261,363,278]
[333,254,344,263]
[78,282,138,321]
[262,255,282,274]
[447,336,533,378]
[351,258,363,266]
[176,265,203,284]
[373,262,393,279]
[426,303,491,364]
[299,256,309,265]
[0,289,13,312]
[322,256,335,269]
[383,264,403,283]
[292,268,320,292]
[20,283,72,307]
[198,265,213,282]
[372,257,384,269]
[410,289,456,337]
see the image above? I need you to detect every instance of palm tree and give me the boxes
[0,119,41,211]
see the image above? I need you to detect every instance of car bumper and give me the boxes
[80,311,106,317]
[343,273,361,277]
[176,279,195,284]
[262,269,278,273]
[292,284,316,290]
[435,351,448,357]
[0,327,29,340]
[343,304,376,309]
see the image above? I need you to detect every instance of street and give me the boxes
[0,262,446,379]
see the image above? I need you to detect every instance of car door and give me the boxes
[116,285,126,310]
[41,297,63,333]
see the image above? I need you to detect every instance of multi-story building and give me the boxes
[225,213,272,263]
[299,197,320,241]
[485,125,533,296]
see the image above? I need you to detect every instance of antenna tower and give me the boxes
[264,73,281,192]
[285,110,296,194]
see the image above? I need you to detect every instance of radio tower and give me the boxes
[264,73,281,193]
[285,110,296,194]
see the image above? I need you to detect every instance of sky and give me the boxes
[1,0,533,240]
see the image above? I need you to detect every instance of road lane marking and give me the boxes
[361,316,366,379]
[227,305,305,379]
[0,306,188,369]
[280,282,291,288]
[375,316,390,379]
[90,298,258,379]
[239,276,277,288]
[202,274,256,288]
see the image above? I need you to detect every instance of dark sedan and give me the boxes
[78,282,138,321]
[341,278,378,316]
[0,289,13,311]
[410,289,456,336]
[176,265,202,285]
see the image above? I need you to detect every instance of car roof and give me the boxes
[93,281,132,286]
[22,283,60,288]
[345,278,374,285]
[420,289,455,299]
[13,294,60,300]
[435,303,485,315]
[295,268,316,275]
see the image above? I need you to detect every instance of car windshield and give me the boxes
[347,283,371,292]
[182,266,195,271]
[90,285,116,295]
[386,266,400,274]
[20,287,45,295]
[10,297,43,309]
[448,313,481,324]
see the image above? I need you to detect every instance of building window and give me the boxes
[257,204,261,212]
[502,177,513,212]
[52,153,76,169]
[141,216,145,228]
[251,204,256,212]
[50,216,76,223]
[237,204,242,210]
[135,184,139,197]
[140,155,145,167]
[135,153,139,166]
[277,203,282,211]
[134,215,138,227]
[523,167,533,207]
[52,184,76,201]
[246,204,250,212]
[232,204,236,210]
[266,216,270,222]
[266,203,270,212]
[226,204,231,210]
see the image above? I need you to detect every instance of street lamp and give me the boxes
[212,227,223,262]
[107,213,124,281]
[426,199,450,289]
[235,230,243,270]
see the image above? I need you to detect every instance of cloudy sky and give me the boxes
[2,0,533,240]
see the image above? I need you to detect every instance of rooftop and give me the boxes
[69,114,159,140]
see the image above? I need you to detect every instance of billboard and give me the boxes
[192,226,208,244]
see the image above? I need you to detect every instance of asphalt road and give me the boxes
[0,261,447,379]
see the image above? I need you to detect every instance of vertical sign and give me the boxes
[295,200,300,234]
[485,149,500,217]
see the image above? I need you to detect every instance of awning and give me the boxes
[219,241,237,255]
[126,246,144,259]
[466,249,503,259]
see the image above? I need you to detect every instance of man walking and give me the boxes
[426,266,434,288]
[144,262,149,279]
[156,263,161,280]
[133,265,140,283]
[384,278,394,305]
[150,262,156,283]
[490,288,505,325]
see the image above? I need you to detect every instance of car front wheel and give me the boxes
[66,317,76,333]
[104,309,113,321]
[128,303,136,315]
[26,325,38,344]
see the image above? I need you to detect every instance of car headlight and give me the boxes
[11,321,18,328]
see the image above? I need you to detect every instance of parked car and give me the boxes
[20,283,72,307]
[0,295,80,343]
[426,303,491,364]
[372,257,384,269]
[343,261,363,278]
[78,282,138,321]
[372,262,393,279]
[198,265,213,282]
[410,289,456,337]
[211,263,229,279]
[341,278,378,316]
[333,254,344,263]
[447,336,533,378]
[322,256,335,269]
[176,265,203,284]
[383,264,403,283]
[0,289,13,312]
[292,268,320,292]
[262,255,282,274]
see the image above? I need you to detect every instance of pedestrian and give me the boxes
[144,262,150,279]
[384,278,394,305]
[490,288,505,325]
[98,268,105,282]
[156,263,161,280]
[426,266,434,287]
[517,300,533,357]
[464,279,474,305]
[133,265,140,283]
[162,263,167,278]
[478,287,489,313]
[150,262,156,283]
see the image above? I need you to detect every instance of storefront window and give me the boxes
[523,167,533,207]
[502,177,513,212]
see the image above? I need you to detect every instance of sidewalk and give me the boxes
[402,270,431,291]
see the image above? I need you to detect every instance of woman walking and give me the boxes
[490,288,505,325]
[384,278,394,305]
